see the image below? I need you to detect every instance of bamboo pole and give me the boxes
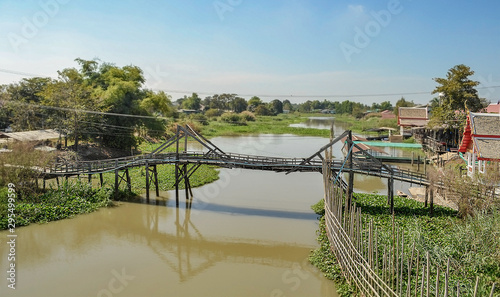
[426,252,430,297]
[473,276,479,297]
[435,266,440,297]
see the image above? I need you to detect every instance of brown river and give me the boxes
[0,118,421,297]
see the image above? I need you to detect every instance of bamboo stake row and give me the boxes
[321,160,497,297]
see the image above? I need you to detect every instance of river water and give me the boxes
[0,118,421,297]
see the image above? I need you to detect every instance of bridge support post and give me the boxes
[114,160,119,200]
[347,131,354,208]
[153,165,159,197]
[388,176,394,214]
[99,173,103,187]
[125,169,131,192]
[184,164,189,199]
[429,187,434,216]
[175,163,179,206]
[424,186,428,207]
[88,163,92,186]
[145,161,151,200]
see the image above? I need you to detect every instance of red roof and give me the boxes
[458,115,472,153]
[458,111,500,161]
[486,103,500,113]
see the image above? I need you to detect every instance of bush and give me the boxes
[221,112,245,125]
[205,109,223,118]
[190,113,209,125]
[254,105,272,116]
[239,111,256,122]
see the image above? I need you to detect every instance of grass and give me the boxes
[198,112,399,138]
[328,114,399,134]
[200,113,332,137]
[310,193,500,296]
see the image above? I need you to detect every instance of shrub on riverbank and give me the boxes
[0,181,114,229]
[310,193,499,296]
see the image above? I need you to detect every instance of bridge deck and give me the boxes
[44,151,429,186]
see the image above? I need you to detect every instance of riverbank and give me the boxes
[309,194,500,297]
[0,181,115,229]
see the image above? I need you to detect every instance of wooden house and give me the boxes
[458,112,500,177]
[397,107,429,135]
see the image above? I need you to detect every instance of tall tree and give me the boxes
[4,77,52,131]
[282,99,293,112]
[231,97,248,113]
[269,99,283,114]
[182,93,201,110]
[431,65,486,129]
[40,68,103,151]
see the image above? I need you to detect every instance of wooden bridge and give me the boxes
[41,125,429,210]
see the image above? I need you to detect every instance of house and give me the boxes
[341,135,388,157]
[458,112,500,176]
[486,102,500,113]
[0,129,62,144]
[381,110,396,119]
[397,107,430,136]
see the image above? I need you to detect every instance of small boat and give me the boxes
[397,190,408,197]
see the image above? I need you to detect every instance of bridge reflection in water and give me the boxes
[137,198,319,283]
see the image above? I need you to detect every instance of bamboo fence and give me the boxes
[322,161,498,297]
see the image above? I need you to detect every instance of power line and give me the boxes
[0,68,55,79]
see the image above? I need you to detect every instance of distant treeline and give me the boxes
[0,58,417,150]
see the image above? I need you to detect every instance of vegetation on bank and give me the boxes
[0,181,116,230]
[310,194,499,297]
[199,113,332,137]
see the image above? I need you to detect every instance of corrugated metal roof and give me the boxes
[0,129,61,142]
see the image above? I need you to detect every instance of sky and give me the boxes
[1,0,500,105]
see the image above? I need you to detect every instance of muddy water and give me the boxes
[0,120,420,297]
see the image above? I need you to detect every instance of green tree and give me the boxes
[380,101,393,111]
[269,99,283,114]
[283,99,293,112]
[254,105,272,116]
[182,93,202,110]
[4,77,52,131]
[431,64,486,129]
[140,90,174,117]
[248,96,263,106]
[394,97,415,116]
[231,97,248,113]
[40,68,102,151]
[298,101,312,113]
